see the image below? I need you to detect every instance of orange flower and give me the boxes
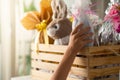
[21,0,53,31]
[21,0,54,44]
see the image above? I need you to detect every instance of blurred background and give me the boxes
[0,0,117,80]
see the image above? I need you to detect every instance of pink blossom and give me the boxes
[114,22,120,33]
[105,4,120,33]
[116,24,120,33]
[109,8,119,15]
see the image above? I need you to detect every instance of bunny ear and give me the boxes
[51,0,58,19]
[51,0,67,20]
[58,0,67,18]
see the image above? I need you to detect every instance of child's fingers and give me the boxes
[80,32,93,40]
[74,27,91,38]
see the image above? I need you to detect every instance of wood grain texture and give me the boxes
[89,56,120,67]
[31,44,120,54]
[31,52,88,66]
[31,70,81,80]
[31,60,88,77]
[89,66,120,78]
[31,44,120,80]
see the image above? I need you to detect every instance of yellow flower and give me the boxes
[35,20,47,31]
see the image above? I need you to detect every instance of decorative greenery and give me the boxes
[23,0,37,12]
[18,0,36,76]
[17,40,32,76]
[18,54,31,75]
[25,54,31,74]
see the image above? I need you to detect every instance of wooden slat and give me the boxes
[31,60,88,77]
[32,76,44,80]
[32,44,90,54]
[31,70,81,80]
[31,44,67,53]
[88,45,120,54]
[89,56,120,67]
[90,77,119,80]
[103,77,118,80]
[89,66,120,78]
[31,52,88,66]
[32,75,119,80]
[31,44,120,54]
[32,60,58,71]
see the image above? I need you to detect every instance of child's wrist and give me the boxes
[67,44,78,54]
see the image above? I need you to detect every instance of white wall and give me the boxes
[0,0,2,79]
[0,44,1,79]
[0,0,12,80]
[96,0,110,18]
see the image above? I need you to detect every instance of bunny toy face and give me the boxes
[47,18,72,39]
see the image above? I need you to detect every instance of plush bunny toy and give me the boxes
[47,0,72,45]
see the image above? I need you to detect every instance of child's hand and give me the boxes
[69,23,93,53]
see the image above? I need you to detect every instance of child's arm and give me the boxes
[50,23,93,80]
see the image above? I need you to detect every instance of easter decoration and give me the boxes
[21,0,53,44]
[98,0,120,45]
[105,0,119,15]
[71,0,92,29]
[47,0,72,45]
[71,0,102,46]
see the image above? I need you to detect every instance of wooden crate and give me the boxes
[31,44,120,80]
